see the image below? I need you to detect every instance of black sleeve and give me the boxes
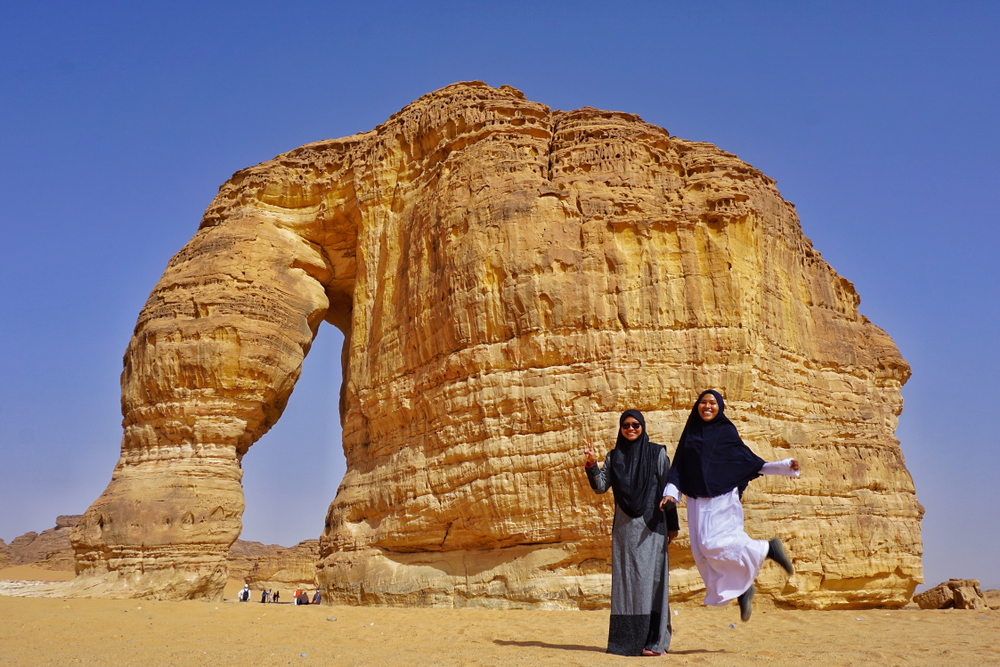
[665,503,679,532]
[586,449,612,494]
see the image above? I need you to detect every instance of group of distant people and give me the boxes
[236,584,320,605]
[293,588,322,605]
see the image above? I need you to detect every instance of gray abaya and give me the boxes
[587,445,676,655]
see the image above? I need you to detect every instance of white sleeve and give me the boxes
[759,458,800,477]
[662,482,682,501]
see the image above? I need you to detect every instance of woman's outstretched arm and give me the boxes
[584,439,612,494]
[759,458,800,476]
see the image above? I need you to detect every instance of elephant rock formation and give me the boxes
[69,82,922,608]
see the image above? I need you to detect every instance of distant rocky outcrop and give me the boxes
[2,516,80,571]
[70,81,921,607]
[914,579,990,610]
[241,540,319,591]
[226,540,283,582]
[3,517,317,591]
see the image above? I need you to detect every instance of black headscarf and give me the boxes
[608,409,665,533]
[668,390,764,499]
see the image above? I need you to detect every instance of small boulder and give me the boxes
[984,590,1000,611]
[947,578,983,597]
[914,579,990,610]
[914,583,954,609]
[954,586,988,610]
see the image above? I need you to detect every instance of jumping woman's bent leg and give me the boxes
[689,490,768,606]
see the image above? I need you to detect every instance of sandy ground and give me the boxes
[1,571,998,667]
[0,566,76,582]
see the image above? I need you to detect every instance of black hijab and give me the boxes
[669,390,764,499]
[608,409,665,533]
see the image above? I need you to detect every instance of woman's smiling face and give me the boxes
[698,393,720,422]
[621,417,643,441]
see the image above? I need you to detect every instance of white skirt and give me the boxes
[686,488,768,606]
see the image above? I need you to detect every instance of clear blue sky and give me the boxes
[1,1,997,592]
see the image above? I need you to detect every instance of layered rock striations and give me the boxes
[242,540,320,592]
[2,520,317,590]
[69,82,921,607]
[2,516,80,572]
[224,539,320,592]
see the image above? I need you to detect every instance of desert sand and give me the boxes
[2,569,997,667]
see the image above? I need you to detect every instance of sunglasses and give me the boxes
[621,422,642,430]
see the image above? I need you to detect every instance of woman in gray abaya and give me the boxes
[584,409,679,656]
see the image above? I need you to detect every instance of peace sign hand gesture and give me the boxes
[584,439,597,466]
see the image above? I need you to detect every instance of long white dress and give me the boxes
[664,459,798,605]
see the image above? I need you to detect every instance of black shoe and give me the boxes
[767,537,794,574]
[738,584,754,622]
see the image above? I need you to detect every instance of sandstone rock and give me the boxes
[913,579,987,609]
[5,521,78,572]
[34,516,80,571]
[225,539,318,592]
[8,532,39,556]
[0,539,11,569]
[244,540,319,592]
[3,524,317,592]
[914,583,955,609]
[226,540,282,582]
[984,590,1000,610]
[946,578,983,597]
[70,82,921,607]
[954,586,987,610]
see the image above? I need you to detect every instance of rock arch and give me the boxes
[71,82,922,607]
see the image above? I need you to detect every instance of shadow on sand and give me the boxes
[493,639,728,656]
[492,639,605,653]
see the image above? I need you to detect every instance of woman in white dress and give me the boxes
[660,390,799,622]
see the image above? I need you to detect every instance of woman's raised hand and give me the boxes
[584,439,597,466]
[789,459,800,472]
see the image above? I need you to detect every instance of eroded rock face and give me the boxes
[70,82,921,607]
[3,517,80,572]
[0,539,11,569]
[914,579,988,609]
[0,523,316,593]
[226,539,319,592]
[244,540,319,592]
[226,540,282,583]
